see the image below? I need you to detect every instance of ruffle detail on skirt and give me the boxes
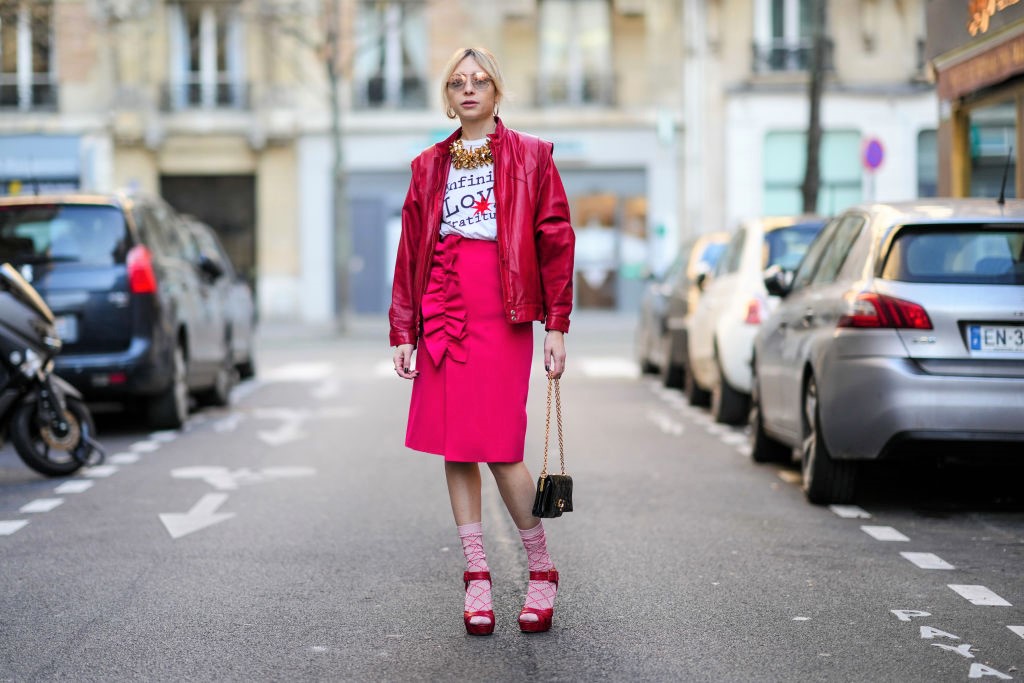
[421,237,468,366]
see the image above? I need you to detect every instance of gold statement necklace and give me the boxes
[450,138,493,170]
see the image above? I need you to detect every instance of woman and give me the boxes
[389,46,574,636]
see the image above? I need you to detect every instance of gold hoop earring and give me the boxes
[446,106,456,119]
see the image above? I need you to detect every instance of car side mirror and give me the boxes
[198,255,225,281]
[763,265,793,297]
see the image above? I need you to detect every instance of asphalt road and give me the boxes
[0,312,1022,682]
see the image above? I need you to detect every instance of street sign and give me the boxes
[863,137,884,172]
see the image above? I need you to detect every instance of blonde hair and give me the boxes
[440,47,505,119]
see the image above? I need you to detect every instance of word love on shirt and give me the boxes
[443,169,496,229]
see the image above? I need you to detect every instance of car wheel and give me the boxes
[659,335,684,389]
[147,343,189,430]
[636,326,658,375]
[749,368,790,464]
[711,355,750,425]
[683,352,710,406]
[237,354,256,380]
[800,376,858,504]
[197,342,237,408]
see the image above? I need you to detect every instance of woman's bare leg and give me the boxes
[446,461,493,630]
[445,461,483,524]
[487,461,539,530]
[489,461,557,628]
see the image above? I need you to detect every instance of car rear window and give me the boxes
[0,204,128,266]
[763,222,825,270]
[880,225,1024,284]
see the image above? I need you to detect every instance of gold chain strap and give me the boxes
[541,377,565,477]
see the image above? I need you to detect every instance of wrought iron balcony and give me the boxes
[752,38,834,73]
[0,74,58,111]
[352,75,428,110]
[160,78,250,111]
[534,73,616,107]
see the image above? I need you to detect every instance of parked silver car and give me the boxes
[750,199,1024,504]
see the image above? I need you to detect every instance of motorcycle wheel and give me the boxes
[11,396,95,477]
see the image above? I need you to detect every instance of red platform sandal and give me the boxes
[463,570,495,636]
[518,569,559,633]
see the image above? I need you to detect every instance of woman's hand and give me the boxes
[393,344,418,379]
[543,330,566,379]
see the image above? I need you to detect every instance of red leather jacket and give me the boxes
[389,118,575,347]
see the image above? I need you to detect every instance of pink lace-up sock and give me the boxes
[457,522,492,626]
[518,522,557,623]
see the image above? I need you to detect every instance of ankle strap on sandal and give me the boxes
[529,569,559,586]
[464,570,492,589]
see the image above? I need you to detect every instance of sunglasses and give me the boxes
[447,71,493,91]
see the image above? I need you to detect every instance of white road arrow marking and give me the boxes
[254,406,356,446]
[1007,625,1024,639]
[170,466,317,491]
[159,493,235,539]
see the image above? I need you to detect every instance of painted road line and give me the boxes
[213,413,244,433]
[261,362,335,382]
[720,432,747,446]
[900,552,955,570]
[0,520,28,535]
[149,431,178,442]
[83,465,119,478]
[861,526,910,542]
[130,440,161,453]
[1008,626,1024,639]
[577,357,639,379]
[109,453,140,465]
[948,585,1012,606]
[20,499,63,513]
[830,505,871,519]
[646,410,684,436]
[735,444,752,456]
[777,470,802,485]
[54,480,94,494]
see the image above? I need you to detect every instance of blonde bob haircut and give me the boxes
[441,47,505,119]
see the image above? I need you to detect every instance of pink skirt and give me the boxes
[405,235,533,462]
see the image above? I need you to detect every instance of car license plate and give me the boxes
[968,324,1024,352]
[54,315,78,344]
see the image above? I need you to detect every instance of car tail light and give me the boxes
[838,292,932,329]
[744,298,763,325]
[126,245,157,294]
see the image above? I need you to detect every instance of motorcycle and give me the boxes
[0,263,104,476]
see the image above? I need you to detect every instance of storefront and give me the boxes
[928,0,1024,197]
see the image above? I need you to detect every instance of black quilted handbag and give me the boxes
[532,377,573,518]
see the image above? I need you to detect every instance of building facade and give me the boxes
[0,0,938,324]
[927,0,1024,199]
[701,0,937,235]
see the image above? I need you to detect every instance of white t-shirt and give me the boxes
[440,138,497,241]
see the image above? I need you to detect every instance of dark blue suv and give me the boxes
[0,192,236,428]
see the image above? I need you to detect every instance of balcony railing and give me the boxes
[535,73,616,107]
[752,38,834,73]
[352,75,427,110]
[0,74,58,111]
[160,78,250,111]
